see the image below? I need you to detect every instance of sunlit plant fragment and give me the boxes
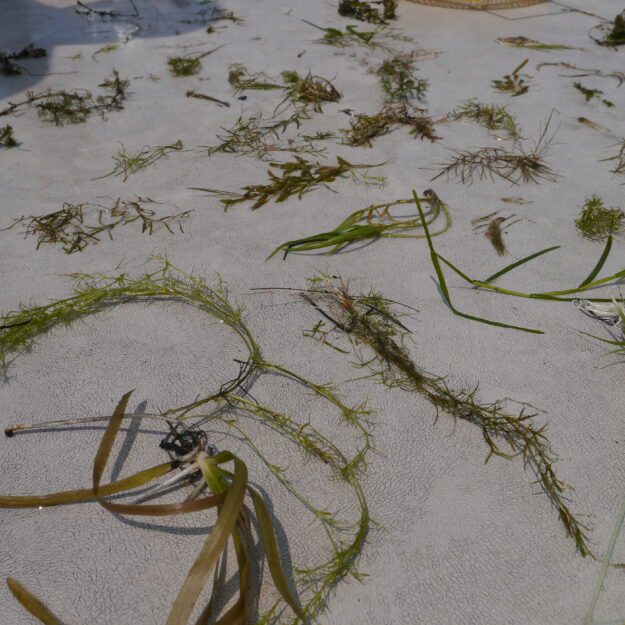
[377,52,428,103]
[492,59,530,96]
[98,140,183,181]
[575,196,624,241]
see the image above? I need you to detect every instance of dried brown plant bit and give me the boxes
[185,90,229,107]
[193,155,386,209]
[3,197,191,253]
[495,36,577,50]
[338,0,397,24]
[492,59,530,96]
[575,195,625,241]
[450,99,522,140]
[537,61,625,86]
[590,10,625,47]
[573,81,614,107]
[98,140,183,181]
[377,51,428,103]
[340,103,439,147]
[203,112,325,160]
[472,211,520,255]
[0,125,18,148]
[302,278,591,557]
[434,114,556,185]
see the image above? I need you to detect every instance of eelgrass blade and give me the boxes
[6,578,64,625]
[578,235,612,287]
[165,452,247,625]
[0,461,174,508]
[249,486,305,620]
[483,245,560,283]
[413,190,543,334]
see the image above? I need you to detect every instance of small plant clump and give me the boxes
[450,100,522,141]
[304,21,412,53]
[575,196,625,241]
[193,155,386,209]
[338,0,398,24]
[573,81,614,107]
[340,103,439,147]
[377,52,428,103]
[204,112,326,160]
[300,275,590,557]
[0,124,18,148]
[4,197,192,254]
[269,191,451,259]
[0,262,371,625]
[0,43,46,76]
[472,211,520,255]
[167,46,222,77]
[434,115,556,185]
[12,70,130,126]
[98,140,183,182]
[228,64,282,91]
[590,10,625,47]
[495,36,577,51]
[492,59,530,96]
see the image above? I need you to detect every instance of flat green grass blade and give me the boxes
[578,235,612,287]
[483,246,560,284]
[7,578,65,625]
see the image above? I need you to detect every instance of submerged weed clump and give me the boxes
[472,212,520,255]
[4,197,191,254]
[204,112,325,160]
[340,103,439,146]
[590,10,625,47]
[573,81,614,107]
[269,191,451,259]
[575,196,624,241]
[492,59,530,96]
[0,262,371,625]
[338,0,397,24]
[377,52,428,103]
[0,125,17,148]
[300,274,590,557]
[0,43,46,76]
[194,155,386,209]
[450,100,522,141]
[495,36,577,51]
[304,21,412,52]
[98,140,183,181]
[434,115,556,184]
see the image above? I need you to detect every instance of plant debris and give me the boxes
[167,46,222,77]
[492,59,530,96]
[97,140,183,182]
[0,262,371,625]
[304,20,412,52]
[75,0,139,19]
[300,273,590,557]
[573,81,614,107]
[377,52,428,103]
[340,103,439,146]
[0,43,46,76]
[338,0,397,24]
[590,10,625,47]
[269,191,451,258]
[203,112,326,160]
[185,89,230,107]
[602,139,625,176]
[575,196,625,241]
[537,61,625,86]
[472,211,520,255]
[450,99,522,140]
[91,42,118,62]
[193,155,386,209]
[0,124,17,148]
[434,115,556,184]
[495,36,578,51]
[3,197,191,253]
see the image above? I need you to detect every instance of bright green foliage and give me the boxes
[575,196,625,241]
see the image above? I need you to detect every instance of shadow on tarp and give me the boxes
[0,0,220,98]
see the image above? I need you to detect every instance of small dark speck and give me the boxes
[238,95,247,100]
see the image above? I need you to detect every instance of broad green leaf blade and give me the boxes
[0,462,174,509]
[7,578,64,625]
[98,492,225,516]
[483,246,560,284]
[578,235,612,288]
[249,487,305,620]
[165,454,248,625]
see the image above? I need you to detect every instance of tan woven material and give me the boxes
[406,0,545,9]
